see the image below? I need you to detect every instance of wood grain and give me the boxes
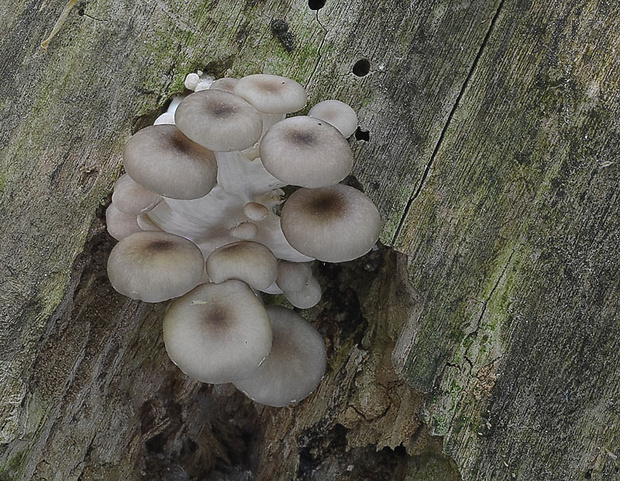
[0,0,618,479]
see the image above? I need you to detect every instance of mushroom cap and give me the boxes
[233,74,307,114]
[106,203,142,241]
[123,124,217,200]
[308,99,358,138]
[184,72,201,90]
[206,241,278,291]
[283,276,322,309]
[174,89,263,152]
[136,213,163,232]
[229,222,259,240]
[244,202,269,221]
[163,280,273,384]
[233,305,326,407]
[280,184,381,262]
[276,260,313,293]
[107,231,204,302]
[210,77,239,93]
[259,116,353,188]
[112,173,162,215]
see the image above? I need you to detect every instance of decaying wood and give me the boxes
[0,0,618,479]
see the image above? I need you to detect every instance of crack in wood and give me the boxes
[393,0,506,245]
[306,9,327,89]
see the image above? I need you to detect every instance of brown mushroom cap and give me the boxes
[123,125,217,200]
[174,89,263,152]
[259,116,353,188]
[206,241,278,291]
[163,280,273,384]
[280,184,381,262]
[233,305,326,407]
[233,74,307,114]
[107,231,204,302]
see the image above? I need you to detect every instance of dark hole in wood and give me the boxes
[352,58,370,77]
[308,0,326,10]
[355,127,370,141]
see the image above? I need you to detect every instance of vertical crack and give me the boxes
[393,0,506,244]
[306,10,327,89]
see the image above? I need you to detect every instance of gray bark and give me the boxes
[0,0,618,479]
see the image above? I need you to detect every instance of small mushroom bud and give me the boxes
[308,99,358,138]
[112,174,161,215]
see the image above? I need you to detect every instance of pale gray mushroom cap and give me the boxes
[210,77,239,93]
[163,280,273,384]
[206,241,278,291]
[283,276,322,309]
[174,89,263,152]
[123,125,217,200]
[280,184,381,262]
[107,231,204,302]
[112,174,162,215]
[233,74,307,114]
[308,99,358,138]
[106,203,142,241]
[259,116,354,188]
[276,260,313,293]
[244,202,269,221]
[233,305,326,407]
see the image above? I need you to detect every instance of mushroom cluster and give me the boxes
[106,73,380,407]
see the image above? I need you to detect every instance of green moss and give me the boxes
[0,452,27,481]
[0,172,7,195]
[405,451,461,481]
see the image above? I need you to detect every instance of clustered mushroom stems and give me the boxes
[107,72,381,407]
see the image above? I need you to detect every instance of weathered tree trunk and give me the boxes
[0,0,618,480]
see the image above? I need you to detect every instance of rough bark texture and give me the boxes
[0,0,618,480]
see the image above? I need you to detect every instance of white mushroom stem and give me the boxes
[142,138,312,261]
[153,96,184,125]
[214,150,285,197]
[136,214,162,232]
[260,113,287,134]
